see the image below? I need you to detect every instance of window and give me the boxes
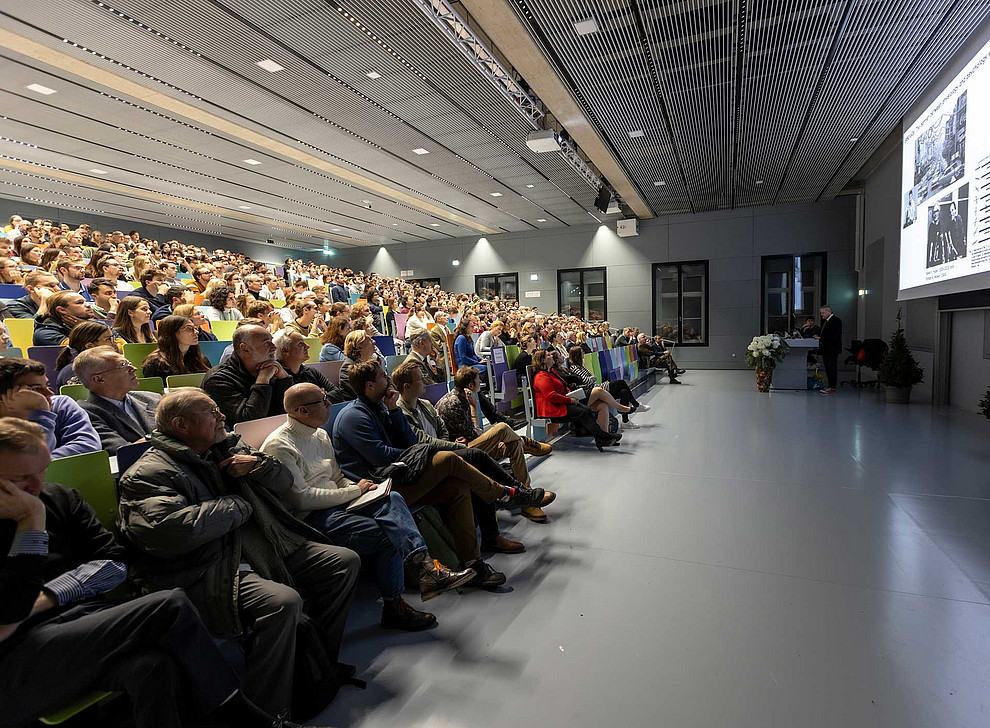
[557,267,607,321]
[652,261,709,345]
[760,253,827,334]
[475,272,518,302]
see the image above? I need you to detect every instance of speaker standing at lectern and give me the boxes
[814,305,842,394]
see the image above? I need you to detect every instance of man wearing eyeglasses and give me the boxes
[73,348,160,455]
[0,358,101,459]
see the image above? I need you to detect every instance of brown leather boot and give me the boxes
[522,436,553,456]
[480,534,526,553]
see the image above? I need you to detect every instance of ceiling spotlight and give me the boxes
[430,223,440,227]
[654,181,666,187]
[537,218,547,222]
[392,223,399,226]
[237,205,251,209]
[628,129,645,138]
[490,192,503,197]
[243,159,262,165]
[412,148,430,155]
[755,180,764,185]
[89,168,108,175]
[850,137,859,143]
[366,70,382,79]
[256,59,284,73]
[26,83,57,95]
[452,259,460,266]
[573,17,599,35]
[332,228,341,232]
[526,184,535,188]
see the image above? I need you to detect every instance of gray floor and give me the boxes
[322,371,990,728]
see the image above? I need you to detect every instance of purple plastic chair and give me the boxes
[27,346,67,389]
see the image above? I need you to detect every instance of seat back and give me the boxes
[233,414,286,449]
[0,346,23,358]
[197,340,229,366]
[384,354,406,375]
[121,342,159,377]
[423,381,449,405]
[116,440,153,477]
[165,372,206,389]
[497,370,518,415]
[45,451,117,531]
[59,376,163,401]
[307,360,343,385]
[393,312,408,340]
[490,346,509,394]
[303,337,321,363]
[26,345,66,387]
[373,336,396,356]
[323,401,351,437]
[0,284,28,299]
[5,317,34,351]
[210,320,237,341]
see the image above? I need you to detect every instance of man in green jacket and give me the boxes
[118,388,360,718]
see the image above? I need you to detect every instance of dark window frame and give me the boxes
[556,266,608,321]
[651,260,710,347]
[759,252,829,335]
[474,272,519,302]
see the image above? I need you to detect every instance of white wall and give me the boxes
[950,310,990,412]
[309,198,858,369]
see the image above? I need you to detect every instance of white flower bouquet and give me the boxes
[745,334,788,370]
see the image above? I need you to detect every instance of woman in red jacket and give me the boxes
[531,349,620,451]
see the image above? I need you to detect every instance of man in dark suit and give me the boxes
[404,330,445,384]
[72,347,160,454]
[814,305,842,394]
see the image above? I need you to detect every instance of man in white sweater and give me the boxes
[260,383,474,632]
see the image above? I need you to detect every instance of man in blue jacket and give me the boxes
[332,359,544,589]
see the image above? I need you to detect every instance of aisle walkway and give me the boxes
[324,371,990,728]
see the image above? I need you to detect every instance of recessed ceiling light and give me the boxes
[526,184,535,188]
[430,223,440,227]
[573,17,599,35]
[332,228,341,232]
[490,192,503,197]
[537,218,547,222]
[452,259,460,266]
[392,223,399,226]
[755,180,764,185]
[26,83,57,95]
[89,168,108,175]
[530,274,539,281]
[366,71,382,79]
[628,129,645,138]
[256,59,284,73]
[237,205,251,209]
[412,148,429,155]
[243,159,262,165]
[654,181,666,187]
[850,137,859,143]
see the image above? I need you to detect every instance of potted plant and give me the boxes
[745,334,788,392]
[979,387,990,421]
[877,309,924,404]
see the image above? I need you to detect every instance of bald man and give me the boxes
[261,384,474,631]
[201,325,293,425]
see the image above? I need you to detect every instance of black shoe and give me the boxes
[669,378,682,384]
[500,486,546,509]
[595,434,620,452]
[676,369,686,375]
[465,559,506,589]
[381,597,437,631]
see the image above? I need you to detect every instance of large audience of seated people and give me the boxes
[0,212,679,727]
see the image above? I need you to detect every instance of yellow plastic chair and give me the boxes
[304,337,321,363]
[210,320,237,341]
[166,372,206,389]
[270,300,286,308]
[121,342,159,378]
[5,317,34,351]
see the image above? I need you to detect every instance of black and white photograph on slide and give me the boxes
[926,185,968,269]
[913,90,967,203]
[903,187,917,228]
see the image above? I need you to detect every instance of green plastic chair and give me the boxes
[45,450,117,531]
[166,372,206,389]
[304,337,321,364]
[504,345,519,368]
[384,354,406,375]
[60,377,164,402]
[39,690,119,725]
[121,342,159,378]
[210,320,237,341]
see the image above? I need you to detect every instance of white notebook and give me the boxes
[566,388,586,400]
[345,478,392,513]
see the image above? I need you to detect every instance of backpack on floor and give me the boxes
[291,614,366,721]
[403,505,462,587]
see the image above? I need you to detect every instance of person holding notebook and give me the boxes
[260,383,474,631]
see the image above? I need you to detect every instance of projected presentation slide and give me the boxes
[900,38,990,294]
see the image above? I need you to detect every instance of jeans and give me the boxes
[307,492,427,600]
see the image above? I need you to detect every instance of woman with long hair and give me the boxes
[113,297,156,344]
[18,243,43,267]
[452,316,485,373]
[0,258,23,285]
[141,315,211,380]
[319,316,351,362]
[86,249,108,278]
[203,285,243,322]
[531,349,619,452]
[173,303,218,341]
[39,247,65,273]
[130,254,151,285]
[54,322,117,389]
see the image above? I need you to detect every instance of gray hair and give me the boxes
[272,328,296,359]
[155,389,211,436]
[408,330,432,349]
[72,346,119,387]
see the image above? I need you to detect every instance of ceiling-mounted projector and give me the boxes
[526,130,561,153]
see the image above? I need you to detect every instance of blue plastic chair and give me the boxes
[198,340,230,366]
[373,336,396,356]
[321,401,351,438]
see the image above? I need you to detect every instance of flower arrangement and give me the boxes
[745,334,788,370]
